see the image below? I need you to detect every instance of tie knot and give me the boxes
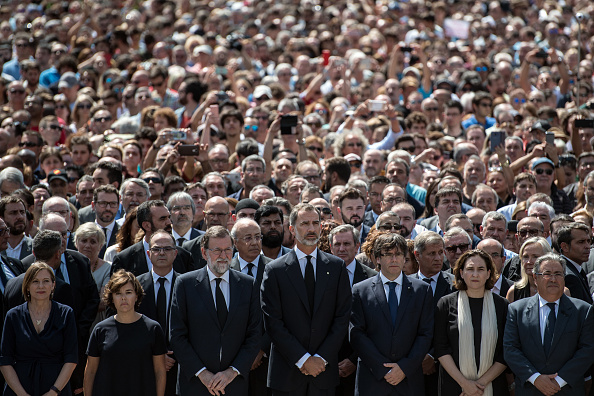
[423,277,432,284]
[215,278,222,286]
[547,302,556,311]
[247,263,254,268]
[158,277,166,286]
[388,281,397,291]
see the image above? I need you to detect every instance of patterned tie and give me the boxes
[215,278,228,328]
[388,282,398,326]
[543,302,556,356]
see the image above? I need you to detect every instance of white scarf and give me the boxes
[457,290,497,396]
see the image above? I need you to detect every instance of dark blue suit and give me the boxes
[350,274,433,395]
[504,294,594,395]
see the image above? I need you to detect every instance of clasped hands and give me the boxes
[300,356,326,377]
[533,374,561,396]
[384,363,405,386]
[198,368,238,396]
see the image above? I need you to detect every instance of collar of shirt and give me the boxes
[435,223,443,237]
[561,255,583,272]
[538,295,560,310]
[7,236,24,250]
[96,219,116,233]
[151,268,174,285]
[238,254,259,272]
[206,265,230,284]
[492,275,503,293]
[380,270,403,286]
[295,246,318,261]
[418,271,439,283]
[143,239,153,271]
[346,259,356,276]
[172,228,192,242]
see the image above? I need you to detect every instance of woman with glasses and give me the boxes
[434,249,509,396]
[54,94,71,128]
[84,270,167,396]
[70,94,96,132]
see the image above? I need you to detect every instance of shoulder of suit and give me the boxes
[407,275,433,289]
[563,294,593,311]
[182,235,202,249]
[352,275,377,291]
[230,268,256,283]
[441,271,455,281]
[65,249,89,263]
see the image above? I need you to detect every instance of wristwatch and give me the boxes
[51,385,61,395]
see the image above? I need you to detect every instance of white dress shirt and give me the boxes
[417,270,439,295]
[380,271,403,303]
[491,276,503,296]
[207,265,230,310]
[143,239,153,272]
[96,219,116,246]
[151,268,174,306]
[237,255,259,276]
[5,236,25,260]
[346,259,356,287]
[527,296,566,388]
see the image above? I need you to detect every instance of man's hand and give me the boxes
[533,374,561,396]
[300,356,326,377]
[422,355,436,375]
[338,358,356,377]
[251,350,266,371]
[209,368,238,395]
[383,363,405,386]
[198,370,218,396]
[165,351,176,371]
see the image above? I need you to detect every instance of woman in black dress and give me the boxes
[83,270,166,396]
[0,262,78,396]
[435,249,508,396]
[506,237,551,302]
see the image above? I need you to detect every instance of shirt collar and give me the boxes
[346,259,357,274]
[172,228,192,241]
[380,270,403,286]
[95,219,116,232]
[418,270,440,283]
[492,275,503,291]
[562,255,583,272]
[538,294,560,309]
[295,246,318,261]
[206,264,230,284]
[151,268,173,284]
[238,254,259,271]
[7,236,24,250]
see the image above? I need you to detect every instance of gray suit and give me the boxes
[77,205,96,224]
[504,294,594,395]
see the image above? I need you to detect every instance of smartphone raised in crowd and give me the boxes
[170,130,187,140]
[490,130,505,151]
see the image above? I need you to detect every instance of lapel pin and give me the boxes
[327,272,329,275]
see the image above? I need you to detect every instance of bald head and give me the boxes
[203,196,230,227]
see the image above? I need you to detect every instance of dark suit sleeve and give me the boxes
[169,276,206,379]
[77,259,100,337]
[503,302,538,383]
[349,284,390,381]
[557,304,594,385]
[564,273,590,302]
[312,263,352,361]
[111,253,123,275]
[261,265,309,365]
[230,278,262,377]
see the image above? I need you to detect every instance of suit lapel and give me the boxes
[434,272,447,303]
[141,275,158,319]
[230,257,241,272]
[196,268,220,328]
[525,295,546,358]
[549,295,573,356]
[64,252,79,285]
[313,251,330,314]
[256,255,266,283]
[371,274,393,325]
[109,223,119,247]
[353,261,367,285]
[285,251,311,315]
[225,270,244,329]
[394,275,413,332]
[136,242,149,274]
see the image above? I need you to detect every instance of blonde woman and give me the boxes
[435,249,508,396]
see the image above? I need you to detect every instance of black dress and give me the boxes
[87,315,167,396]
[513,283,531,301]
[434,292,509,396]
[0,301,78,396]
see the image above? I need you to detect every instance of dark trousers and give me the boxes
[424,370,438,396]
[335,372,355,396]
[165,364,178,396]
[272,383,335,396]
[249,356,271,396]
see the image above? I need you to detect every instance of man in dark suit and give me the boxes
[329,224,376,395]
[167,192,204,247]
[337,188,371,247]
[363,176,390,228]
[91,185,120,259]
[137,230,181,396]
[42,196,78,251]
[170,226,262,396]
[557,223,593,304]
[0,196,32,260]
[112,200,194,276]
[183,196,231,270]
[504,253,594,395]
[350,233,434,395]
[255,205,291,260]
[230,218,272,395]
[477,238,514,297]
[261,203,352,395]
[0,216,25,292]
[410,231,455,396]
[77,203,96,224]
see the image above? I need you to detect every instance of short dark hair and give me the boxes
[0,195,25,217]
[136,200,166,232]
[452,249,497,290]
[338,187,365,208]
[93,161,123,186]
[32,230,62,261]
[434,187,463,208]
[372,233,408,259]
[367,175,390,191]
[557,222,590,254]
[104,269,144,310]
[200,225,231,250]
[93,184,120,204]
[254,205,284,225]
[324,157,351,183]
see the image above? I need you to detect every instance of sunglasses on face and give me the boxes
[307,146,323,152]
[445,243,470,253]
[77,103,92,109]
[350,161,362,168]
[535,168,554,175]
[244,125,259,132]
[143,177,163,184]
[475,66,489,72]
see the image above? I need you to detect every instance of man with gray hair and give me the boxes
[0,166,24,197]
[228,154,268,201]
[480,211,518,260]
[42,196,77,250]
[116,177,150,224]
[527,201,555,245]
[167,191,203,246]
[443,227,472,269]
[249,184,275,205]
[471,184,498,213]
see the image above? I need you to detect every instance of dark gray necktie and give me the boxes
[543,302,556,356]
[177,237,185,247]
[304,255,315,314]
[215,278,227,328]
[388,282,398,326]
[156,277,167,333]
[247,263,255,277]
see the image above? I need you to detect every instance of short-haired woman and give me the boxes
[434,250,509,396]
[0,262,78,396]
[84,270,166,396]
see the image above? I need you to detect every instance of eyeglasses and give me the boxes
[0,227,10,236]
[244,125,258,132]
[534,272,564,280]
[76,103,92,109]
[207,247,233,257]
[346,142,363,147]
[425,107,438,111]
[529,98,544,103]
[237,234,262,243]
[48,124,62,130]
[517,228,541,238]
[9,89,25,94]
[350,162,362,168]
[513,98,526,104]
[307,146,323,152]
[149,246,176,254]
[382,197,405,205]
[95,201,119,208]
[143,177,163,184]
[379,251,404,259]
[401,146,416,153]
[18,142,39,147]
[204,212,228,218]
[535,168,554,175]
[316,207,332,215]
[475,66,489,72]
[94,116,112,123]
[171,205,192,212]
[445,243,470,253]
[378,224,403,231]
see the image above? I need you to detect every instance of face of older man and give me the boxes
[444,234,471,266]
[534,259,565,302]
[331,231,359,265]
[202,235,233,276]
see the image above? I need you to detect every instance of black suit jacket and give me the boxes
[182,235,206,271]
[111,240,195,277]
[503,255,522,282]
[407,195,425,220]
[98,222,119,260]
[0,254,25,279]
[499,275,513,298]
[419,215,438,231]
[170,267,262,396]
[504,294,594,395]
[261,249,352,392]
[562,256,593,304]
[350,274,434,395]
[362,211,376,228]
[409,271,455,306]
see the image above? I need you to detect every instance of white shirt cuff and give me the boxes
[196,367,206,377]
[313,354,327,365]
[296,353,311,369]
[230,366,240,376]
[555,376,567,387]
[528,373,540,384]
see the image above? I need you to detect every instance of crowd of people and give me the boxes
[0,0,592,395]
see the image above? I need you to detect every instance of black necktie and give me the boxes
[55,266,64,281]
[580,268,588,284]
[0,264,8,290]
[304,255,315,314]
[422,277,432,284]
[177,237,186,247]
[388,282,398,326]
[215,278,227,328]
[247,263,255,277]
[543,302,556,356]
[103,227,108,240]
[156,277,167,332]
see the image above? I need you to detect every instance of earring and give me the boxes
[50,290,54,299]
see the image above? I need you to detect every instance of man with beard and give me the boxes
[183,196,231,269]
[261,203,351,395]
[170,226,262,395]
[112,200,193,276]
[557,223,593,304]
[167,192,203,247]
[255,205,292,260]
[92,185,120,259]
[0,196,32,260]
[262,196,295,250]
[337,188,370,244]
[0,215,25,290]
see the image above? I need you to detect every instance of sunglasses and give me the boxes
[475,66,489,72]
[94,116,112,123]
[535,168,554,175]
[307,146,323,153]
[316,207,332,215]
[513,98,526,104]
[517,229,541,238]
[10,89,25,94]
[143,177,163,184]
[244,125,258,132]
[401,146,416,153]
[19,142,38,147]
[77,103,92,109]
[445,243,470,253]
[347,142,363,147]
[350,162,362,168]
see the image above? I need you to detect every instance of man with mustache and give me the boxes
[0,195,32,260]
[116,178,150,226]
[167,192,204,247]
[92,185,120,259]
[337,188,370,244]
[255,205,291,260]
[261,203,352,395]
[112,200,194,276]
[170,226,262,395]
